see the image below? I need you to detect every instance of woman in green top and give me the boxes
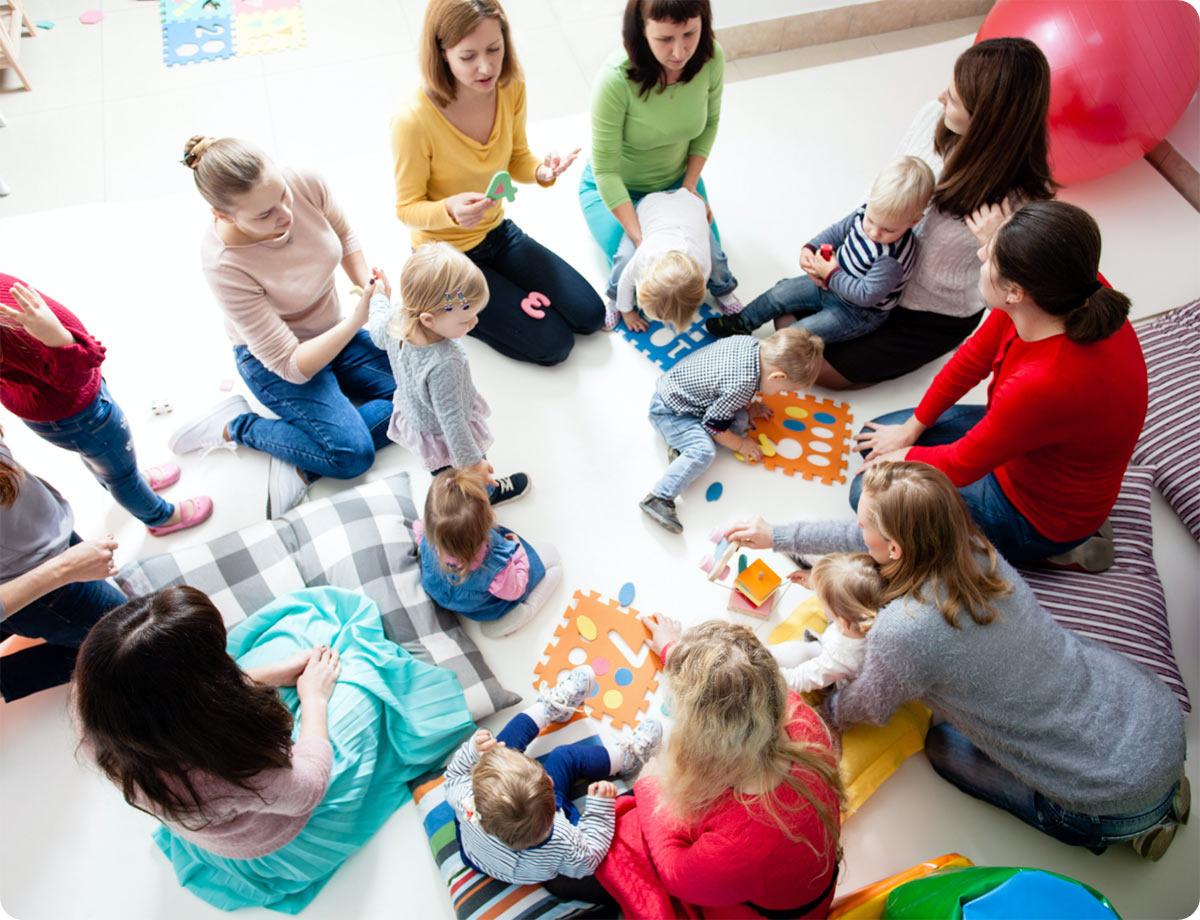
[579,0,725,265]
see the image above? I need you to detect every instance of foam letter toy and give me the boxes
[485,170,516,202]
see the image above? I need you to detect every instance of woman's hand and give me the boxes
[296,645,341,704]
[682,185,712,224]
[58,536,119,583]
[725,518,772,549]
[1,284,75,347]
[853,417,924,459]
[536,148,581,183]
[966,197,1013,247]
[350,268,389,327]
[262,646,318,688]
[445,192,496,229]
[639,612,682,658]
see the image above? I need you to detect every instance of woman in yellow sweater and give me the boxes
[390,0,604,366]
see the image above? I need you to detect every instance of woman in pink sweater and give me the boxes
[852,201,1147,570]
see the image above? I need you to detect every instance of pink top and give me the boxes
[200,168,361,385]
[143,737,333,859]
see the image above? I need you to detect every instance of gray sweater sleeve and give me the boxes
[827,256,907,309]
[825,616,929,729]
[426,358,484,469]
[771,519,868,555]
[806,212,855,252]
[366,292,394,351]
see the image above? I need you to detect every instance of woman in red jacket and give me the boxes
[852,201,1146,570]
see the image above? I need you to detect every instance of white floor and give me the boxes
[2,4,1199,919]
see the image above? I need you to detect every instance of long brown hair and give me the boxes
[993,200,1130,345]
[420,0,522,108]
[73,586,295,830]
[0,425,22,507]
[933,37,1056,217]
[423,467,494,583]
[861,463,1011,628]
[622,0,714,99]
[659,621,842,863]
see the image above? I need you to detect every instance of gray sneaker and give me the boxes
[538,665,595,722]
[1044,520,1115,573]
[639,493,682,534]
[618,719,663,776]
[666,446,680,464]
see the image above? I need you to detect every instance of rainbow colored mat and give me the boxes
[160,0,305,67]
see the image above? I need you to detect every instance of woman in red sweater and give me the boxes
[852,201,1146,569]
[0,275,211,536]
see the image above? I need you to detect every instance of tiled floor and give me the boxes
[1,4,1198,920]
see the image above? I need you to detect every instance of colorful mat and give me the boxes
[160,0,305,67]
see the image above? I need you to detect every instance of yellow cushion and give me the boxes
[770,598,932,817]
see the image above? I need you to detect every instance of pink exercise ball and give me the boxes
[977,0,1200,185]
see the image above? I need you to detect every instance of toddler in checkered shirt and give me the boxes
[639,326,824,533]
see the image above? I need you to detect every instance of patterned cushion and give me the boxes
[1132,299,1200,541]
[1018,466,1190,712]
[117,473,520,721]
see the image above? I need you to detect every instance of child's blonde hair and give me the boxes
[472,746,555,850]
[868,155,936,222]
[423,467,494,584]
[758,326,825,389]
[390,242,490,341]
[810,553,885,632]
[636,250,707,332]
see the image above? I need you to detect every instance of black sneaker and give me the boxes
[705,314,751,338]
[489,473,531,506]
[639,493,682,533]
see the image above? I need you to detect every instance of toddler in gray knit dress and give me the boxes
[368,242,529,505]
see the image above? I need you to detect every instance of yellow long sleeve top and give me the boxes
[390,80,552,251]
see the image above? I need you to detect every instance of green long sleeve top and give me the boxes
[589,43,724,211]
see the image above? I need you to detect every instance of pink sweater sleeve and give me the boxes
[255,737,333,817]
[487,539,530,601]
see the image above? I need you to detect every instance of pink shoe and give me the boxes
[147,496,214,536]
[716,292,744,315]
[144,462,181,492]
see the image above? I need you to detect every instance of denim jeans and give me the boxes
[606,226,738,305]
[849,405,1088,563]
[925,723,1176,850]
[648,393,748,500]
[0,533,127,701]
[229,329,395,482]
[464,219,605,366]
[497,713,612,825]
[740,275,887,343]
[24,380,174,526]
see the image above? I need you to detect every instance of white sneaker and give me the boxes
[537,665,595,722]
[481,602,537,639]
[618,718,663,776]
[168,396,249,455]
[266,456,310,519]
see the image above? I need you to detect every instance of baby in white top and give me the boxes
[770,552,883,694]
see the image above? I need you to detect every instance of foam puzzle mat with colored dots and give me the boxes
[742,392,853,485]
[533,590,660,732]
[614,300,721,371]
[160,0,305,67]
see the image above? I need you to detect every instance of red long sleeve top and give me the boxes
[0,275,107,422]
[907,309,1147,542]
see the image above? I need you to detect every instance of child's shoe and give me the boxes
[666,446,681,464]
[603,297,620,331]
[704,314,751,338]
[715,291,744,315]
[639,494,682,534]
[481,602,537,639]
[489,473,531,506]
[538,665,596,722]
[617,719,663,776]
[168,396,249,455]
[267,456,311,519]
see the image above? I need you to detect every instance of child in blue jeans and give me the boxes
[707,156,934,344]
[414,467,562,638]
[443,665,662,885]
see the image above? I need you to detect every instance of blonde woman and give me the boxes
[728,462,1188,861]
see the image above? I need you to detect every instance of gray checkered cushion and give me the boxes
[116,473,519,721]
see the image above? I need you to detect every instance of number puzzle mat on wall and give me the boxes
[533,590,660,732]
[615,300,721,371]
[740,391,854,485]
[161,0,305,67]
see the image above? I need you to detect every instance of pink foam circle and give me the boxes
[591,656,611,677]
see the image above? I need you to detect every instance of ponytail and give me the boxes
[992,200,1130,345]
[422,467,494,583]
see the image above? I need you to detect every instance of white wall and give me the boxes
[713,0,861,29]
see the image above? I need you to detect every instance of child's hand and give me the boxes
[808,250,838,283]
[748,401,773,420]
[1,284,74,347]
[503,532,519,542]
[369,267,391,301]
[739,436,763,462]
[351,271,387,327]
[470,458,499,487]
[621,309,649,333]
[798,247,820,275]
[966,197,1013,247]
[473,729,502,753]
[787,569,812,588]
[639,612,682,657]
[588,781,618,799]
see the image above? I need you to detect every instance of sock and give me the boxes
[605,742,626,776]
[523,702,550,732]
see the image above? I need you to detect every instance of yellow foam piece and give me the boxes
[758,433,777,456]
[770,597,932,817]
[603,689,624,709]
[785,406,809,418]
[576,614,597,641]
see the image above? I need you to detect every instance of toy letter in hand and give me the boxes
[485,170,516,203]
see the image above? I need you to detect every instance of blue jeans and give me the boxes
[496,713,612,825]
[0,533,127,701]
[926,723,1175,851]
[606,227,737,305]
[740,275,887,343]
[849,406,1087,563]
[648,393,748,500]
[230,329,395,482]
[24,380,173,526]
[465,219,605,366]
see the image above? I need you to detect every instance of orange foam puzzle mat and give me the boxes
[533,590,661,733]
[741,391,854,485]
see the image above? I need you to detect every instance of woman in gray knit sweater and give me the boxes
[728,462,1187,860]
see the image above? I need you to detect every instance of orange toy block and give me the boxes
[734,558,781,607]
[533,590,661,732]
[742,391,853,485]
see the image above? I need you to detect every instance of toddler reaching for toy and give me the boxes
[443,666,663,885]
[604,188,742,333]
[769,553,882,693]
[708,156,935,344]
[369,241,529,506]
[414,467,562,638]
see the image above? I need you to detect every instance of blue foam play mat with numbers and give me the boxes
[160,0,305,66]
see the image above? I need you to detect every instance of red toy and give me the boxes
[819,244,834,261]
